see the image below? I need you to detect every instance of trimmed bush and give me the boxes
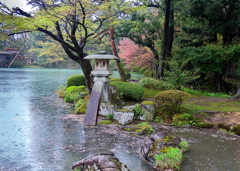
[154,90,189,118]
[125,71,131,80]
[139,65,148,74]
[66,75,86,87]
[139,77,175,91]
[110,81,144,100]
[64,86,87,103]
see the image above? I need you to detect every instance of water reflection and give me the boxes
[0,68,239,171]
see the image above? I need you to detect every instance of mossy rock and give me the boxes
[122,122,154,135]
[64,86,87,103]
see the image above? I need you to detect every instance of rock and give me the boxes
[122,123,154,135]
[140,131,181,164]
[140,101,156,122]
[72,152,130,171]
[113,109,134,125]
[99,102,115,116]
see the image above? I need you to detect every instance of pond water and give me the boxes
[0,68,239,171]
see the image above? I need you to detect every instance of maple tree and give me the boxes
[118,38,154,68]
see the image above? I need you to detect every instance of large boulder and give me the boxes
[72,152,130,171]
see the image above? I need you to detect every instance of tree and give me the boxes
[116,0,176,78]
[118,37,154,67]
[0,0,125,92]
[177,0,240,92]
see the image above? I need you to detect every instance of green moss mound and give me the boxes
[110,81,144,101]
[123,122,154,135]
[67,75,86,88]
[64,86,87,103]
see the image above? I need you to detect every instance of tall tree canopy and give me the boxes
[0,0,133,91]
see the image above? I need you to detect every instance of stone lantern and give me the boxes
[84,51,118,126]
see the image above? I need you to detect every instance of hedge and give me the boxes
[110,81,144,100]
[66,75,86,87]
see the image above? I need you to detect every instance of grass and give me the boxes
[142,87,161,99]
[142,87,239,113]
[183,87,231,98]
[183,98,239,113]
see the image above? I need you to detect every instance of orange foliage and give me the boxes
[118,38,154,67]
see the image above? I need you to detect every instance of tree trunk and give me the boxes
[78,58,93,93]
[161,0,174,78]
[109,14,127,82]
[231,85,240,99]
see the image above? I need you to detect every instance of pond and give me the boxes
[0,68,239,171]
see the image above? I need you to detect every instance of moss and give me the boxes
[98,120,112,124]
[115,108,132,112]
[123,122,154,135]
[197,122,215,128]
[142,101,155,105]
[75,100,88,114]
[64,86,87,103]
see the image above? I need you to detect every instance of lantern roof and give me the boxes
[84,51,118,60]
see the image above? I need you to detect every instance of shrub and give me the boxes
[64,86,87,103]
[134,103,144,118]
[139,77,175,91]
[132,65,141,72]
[139,65,148,74]
[172,113,193,126]
[75,99,84,108]
[56,86,67,98]
[123,65,132,72]
[232,125,240,135]
[154,90,190,118]
[110,78,122,82]
[75,101,88,114]
[154,147,183,170]
[110,81,144,100]
[143,69,154,77]
[125,71,131,80]
[106,114,114,121]
[66,75,86,87]
[179,141,189,151]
